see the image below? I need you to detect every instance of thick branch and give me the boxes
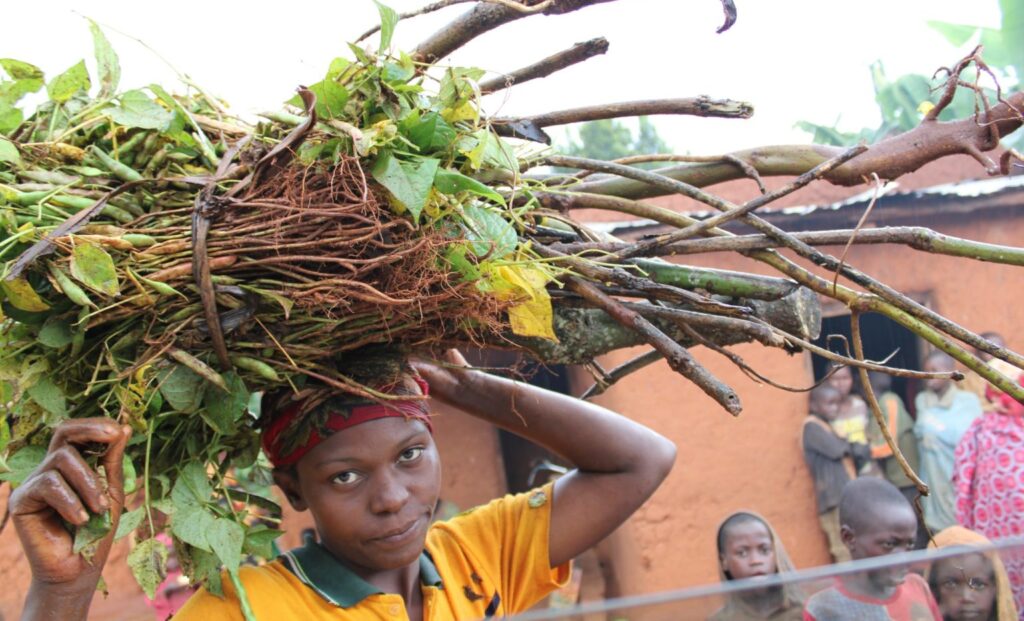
[553,227,1024,267]
[412,0,618,63]
[626,260,800,301]
[479,37,609,94]
[506,286,819,364]
[563,93,1024,198]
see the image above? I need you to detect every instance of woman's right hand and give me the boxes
[10,418,131,589]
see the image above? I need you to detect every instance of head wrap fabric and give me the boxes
[928,526,1018,621]
[262,376,432,468]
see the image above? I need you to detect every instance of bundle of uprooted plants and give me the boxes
[2,0,1024,611]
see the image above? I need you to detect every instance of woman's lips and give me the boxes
[370,516,424,547]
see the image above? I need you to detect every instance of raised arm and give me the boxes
[413,351,676,568]
[12,418,132,621]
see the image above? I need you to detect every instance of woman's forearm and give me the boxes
[22,579,97,621]
[445,368,670,475]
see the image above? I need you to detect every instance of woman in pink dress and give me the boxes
[954,357,1024,620]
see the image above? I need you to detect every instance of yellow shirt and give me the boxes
[174,483,569,620]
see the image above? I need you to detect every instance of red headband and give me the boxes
[261,377,432,468]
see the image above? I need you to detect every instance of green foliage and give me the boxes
[47,60,91,103]
[88,18,120,100]
[128,537,168,599]
[0,14,553,614]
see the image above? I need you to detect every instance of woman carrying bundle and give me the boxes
[12,350,676,620]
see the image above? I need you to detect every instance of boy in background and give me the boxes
[864,371,925,548]
[803,478,941,620]
[802,384,860,563]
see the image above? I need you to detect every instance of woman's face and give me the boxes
[933,554,998,621]
[720,520,776,580]
[828,368,853,397]
[277,417,442,573]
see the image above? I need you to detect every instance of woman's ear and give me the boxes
[273,468,308,511]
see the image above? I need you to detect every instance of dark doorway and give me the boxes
[811,311,923,413]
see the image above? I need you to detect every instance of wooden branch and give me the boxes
[580,350,663,400]
[508,288,818,365]
[540,155,1024,377]
[566,276,742,414]
[558,93,1024,198]
[412,0,618,63]
[552,227,1024,267]
[533,244,750,316]
[850,311,929,494]
[625,259,800,301]
[530,191,1024,395]
[479,37,609,94]
[548,145,864,261]
[498,96,753,129]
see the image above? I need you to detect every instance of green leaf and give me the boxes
[209,517,245,571]
[47,60,91,103]
[187,547,223,596]
[444,244,481,282]
[172,504,217,552]
[73,510,112,555]
[89,19,120,99]
[308,80,349,120]
[1,278,49,311]
[202,372,248,435]
[370,153,440,223]
[172,461,213,507]
[462,204,517,260]
[0,416,10,456]
[127,537,168,599]
[0,58,44,82]
[123,453,138,495]
[0,106,23,134]
[375,1,399,52]
[400,111,456,153]
[108,90,173,130]
[157,364,206,413]
[0,445,46,486]
[458,130,517,171]
[0,137,20,165]
[434,169,505,205]
[28,377,67,418]
[70,241,120,297]
[243,524,282,559]
[38,317,74,348]
[114,507,146,541]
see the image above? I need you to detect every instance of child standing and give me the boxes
[827,367,875,475]
[864,371,926,548]
[914,351,982,533]
[803,478,942,620]
[709,511,803,621]
[927,526,1018,621]
[802,384,857,563]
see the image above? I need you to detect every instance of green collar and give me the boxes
[281,541,443,608]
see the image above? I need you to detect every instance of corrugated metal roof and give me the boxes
[587,174,1024,235]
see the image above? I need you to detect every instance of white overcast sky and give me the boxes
[2,1,1001,153]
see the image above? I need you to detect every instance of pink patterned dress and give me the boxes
[954,363,1024,620]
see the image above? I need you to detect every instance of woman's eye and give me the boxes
[332,471,360,485]
[399,447,423,462]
